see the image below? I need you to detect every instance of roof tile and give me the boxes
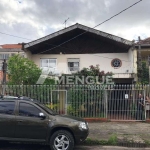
[0,44,22,49]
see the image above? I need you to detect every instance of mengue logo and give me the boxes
[36,68,114,85]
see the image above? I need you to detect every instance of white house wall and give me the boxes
[24,50,32,59]
[128,48,137,74]
[31,53,135,75]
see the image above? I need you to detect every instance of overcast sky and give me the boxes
[0,0,149,44]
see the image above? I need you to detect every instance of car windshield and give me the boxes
[36,103,58,115]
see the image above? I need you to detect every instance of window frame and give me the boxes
[67,58,80,72]
[40,58,57,68]
[0,53,10,60]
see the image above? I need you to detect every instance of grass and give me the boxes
[83,134,117,146]
[144,140,150,146]
[107,134,118,145]
[83,135,150,147]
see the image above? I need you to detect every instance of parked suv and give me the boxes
[0,96,89,150]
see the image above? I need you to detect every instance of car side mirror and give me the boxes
[39,112,46,119]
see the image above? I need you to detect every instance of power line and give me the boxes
[38,0,142,54]
[0,32,134,64]
[0,31,32,41]
[0,36,139,64]
[0,0,142,52]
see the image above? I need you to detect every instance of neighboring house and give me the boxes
[135,37,150,64]
[23,23,137,84]
[0,44,24,83]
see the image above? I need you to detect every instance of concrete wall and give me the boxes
[128,48,137,74]
[27,51,136,75]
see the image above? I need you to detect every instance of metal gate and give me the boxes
[67,88,107,118]
[106,89,146,121]
[51,90,67,115]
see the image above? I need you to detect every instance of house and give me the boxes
[0,44,24,83]
[134,37,150,83]
[23,23,137,84]
[135,37,150,64]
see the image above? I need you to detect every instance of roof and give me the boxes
[135,37,150,47]
[24,23,132,49]
[0,44,22,49]
[0,44,23,52]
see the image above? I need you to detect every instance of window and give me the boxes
[41,59,57,68]
[68,58,80,72]
[111,58,122,68]
[0,54,9,60]
[0,101,15,115]
[19,102,41,118]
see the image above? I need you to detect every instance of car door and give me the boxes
[0,101,16,138]
[15,101,48,140]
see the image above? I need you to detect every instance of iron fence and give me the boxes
[1,84,150,120]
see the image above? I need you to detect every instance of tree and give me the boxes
[7,54,41,85]
[74,64,112,84]
[137,61,149,84]
[74,64,113,84]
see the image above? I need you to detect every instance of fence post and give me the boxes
[105,89,108,119]
[65,90,67,115]
[144,89,146,121]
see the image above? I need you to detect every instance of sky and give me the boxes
[0,0,149,44]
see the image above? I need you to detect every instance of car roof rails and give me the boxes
[0,95,38,102]
[18,96,32,101]
[0,95,18,99]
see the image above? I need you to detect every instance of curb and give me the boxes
[84,118,108,122]
[84,118,150,123]
[76,146,150,150]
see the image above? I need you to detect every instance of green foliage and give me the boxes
[67,86,105,117]
[75,64,113,84]
[108,134,118,145]
[5,85,56,103]
[137,61,149,84]
[83,136,118,146]
[77,64,113,76]
[44,77,55,85]
[46,103,59,110]
[7,54,41,85]
[67,105,79,116]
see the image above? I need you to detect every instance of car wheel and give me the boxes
[50,130,74,150]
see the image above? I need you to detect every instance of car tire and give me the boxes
[50,130,74,150]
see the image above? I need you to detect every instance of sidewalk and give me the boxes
[87,122,150,146]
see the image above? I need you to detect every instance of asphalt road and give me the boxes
[1,143,150,150]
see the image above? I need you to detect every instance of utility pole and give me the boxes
[2,59,7,96]
[138,36,142,83]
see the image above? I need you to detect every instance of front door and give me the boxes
[0,101,16,138]
[15,102,48,140]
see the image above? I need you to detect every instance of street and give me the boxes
[1,143,150,150]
